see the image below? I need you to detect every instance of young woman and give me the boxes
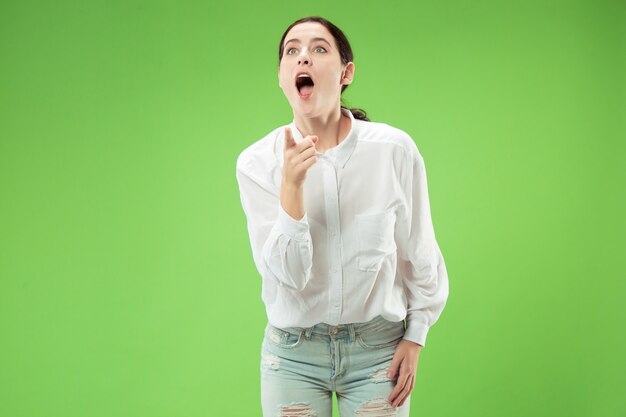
[236,16,449,417]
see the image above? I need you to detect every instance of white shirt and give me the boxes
[235,107,449,347]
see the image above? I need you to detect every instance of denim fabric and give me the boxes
[260,315,411,416]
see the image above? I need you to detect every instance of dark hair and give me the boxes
[278,16,370,122]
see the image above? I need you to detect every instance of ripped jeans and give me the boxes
[260,315,411,417]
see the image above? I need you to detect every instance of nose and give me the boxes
[298,48,311,65]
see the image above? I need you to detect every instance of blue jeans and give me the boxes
[260,315,411,416]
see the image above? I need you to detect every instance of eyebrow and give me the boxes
[284,37,331,48]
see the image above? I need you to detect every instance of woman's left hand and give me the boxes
[387,339,422,408]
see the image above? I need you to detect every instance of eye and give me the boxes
[285,46,326,55]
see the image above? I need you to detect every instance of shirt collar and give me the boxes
[276,107,359,169]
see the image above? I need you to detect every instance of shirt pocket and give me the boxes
[355,208,397,272]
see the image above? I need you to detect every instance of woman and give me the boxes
[235,16,449,417]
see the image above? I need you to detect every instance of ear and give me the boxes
[341,62,355,86]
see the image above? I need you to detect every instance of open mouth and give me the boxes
[296,75,315,98]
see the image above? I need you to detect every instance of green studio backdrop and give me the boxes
[0,0,624,416]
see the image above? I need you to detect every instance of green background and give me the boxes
[1,0,624,416]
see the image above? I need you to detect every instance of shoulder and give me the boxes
[357,119,422,160]
[236,125,284,176]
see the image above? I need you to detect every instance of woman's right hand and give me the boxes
[282,127,318,188]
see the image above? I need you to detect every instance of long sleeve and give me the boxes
[396,143,449,348]
[236,155,314,291]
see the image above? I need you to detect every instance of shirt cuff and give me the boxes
[403,320,430,347]
[277,202,310,241]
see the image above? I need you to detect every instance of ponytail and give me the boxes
[342,106,370,122]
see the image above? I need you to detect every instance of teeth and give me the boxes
[298,74,311,78]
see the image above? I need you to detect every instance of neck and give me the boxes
[293,107,348,153]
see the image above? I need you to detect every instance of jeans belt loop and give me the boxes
[305,326,313,339]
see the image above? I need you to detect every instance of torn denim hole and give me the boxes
[368,367,394,383]
[355,397,397,416]
[261,351,280,370]
[278,401,317,417]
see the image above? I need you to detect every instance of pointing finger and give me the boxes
[284,127,296,149]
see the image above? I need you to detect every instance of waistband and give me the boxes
[267,315,404,340]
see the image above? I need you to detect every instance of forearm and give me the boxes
[280,179,305,221]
